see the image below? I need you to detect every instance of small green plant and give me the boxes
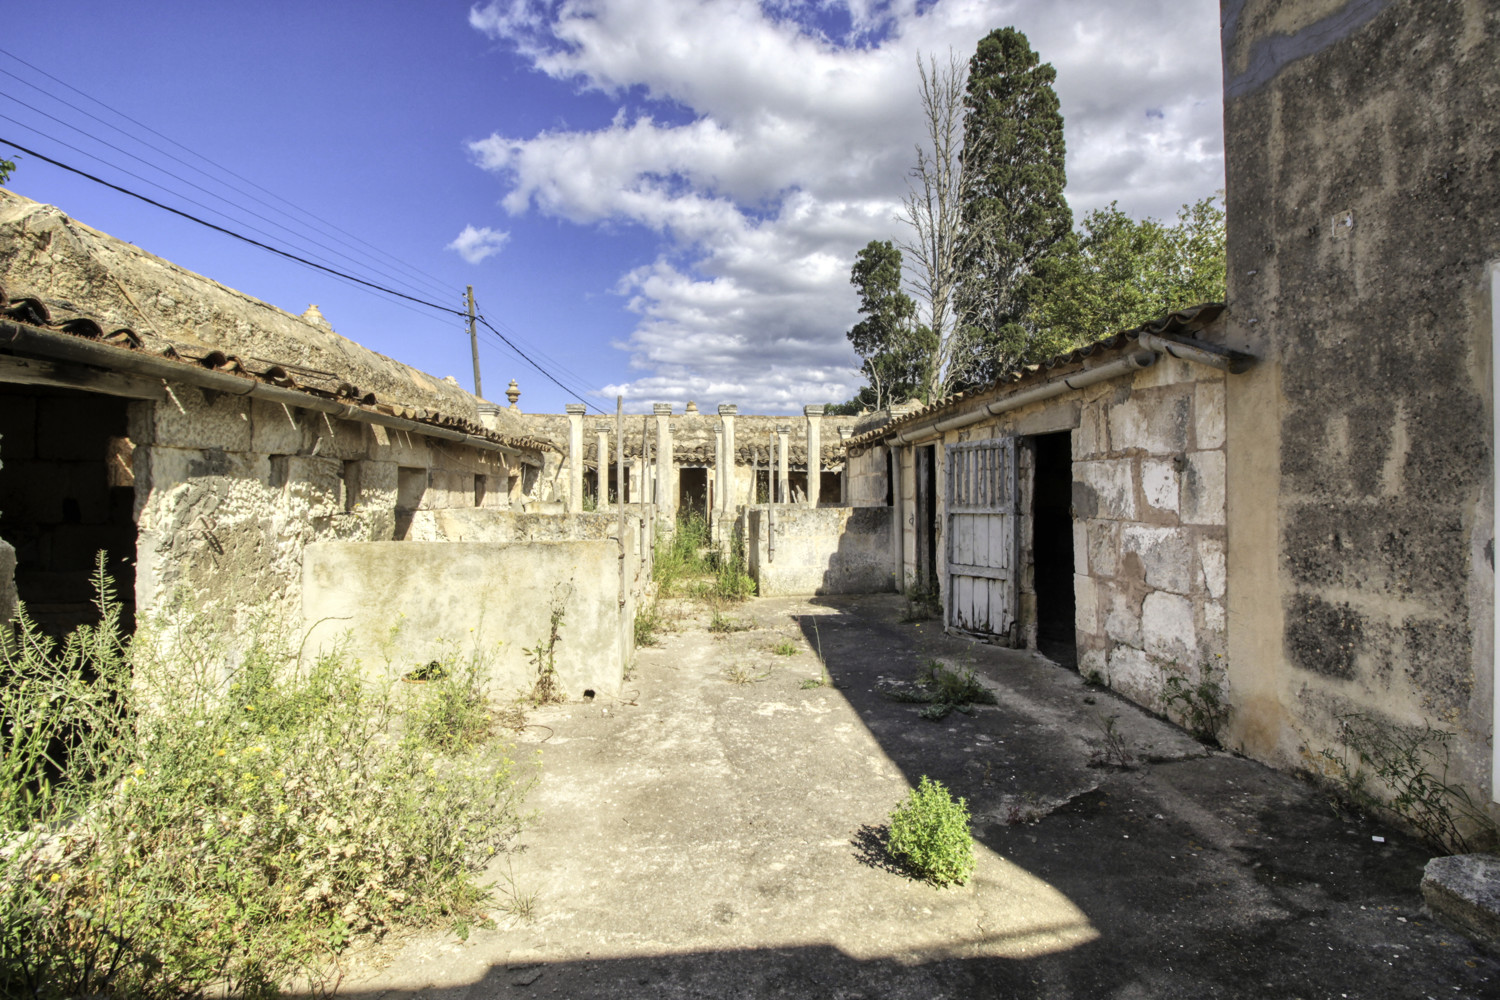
[900,579,941,622]
[885,776,975,887]
[1319,713,1495,854]
[653,513,714,595]
[1163,660,1229,744]
[877,660,996,720]
[708,609,750,634]
[772,639,798,656]
[1089,714,1135,768]
[634,600,664,647]
[522,599,567,706]
[404,641,497,752]
[799,676,826,689]
[723,663,768,686]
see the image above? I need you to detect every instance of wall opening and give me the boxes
[679,467,709,519]
[820,469,842,506]
[788,470,808,503]
[394,466,427,539]
[884,449,895,507]
[0,387,138,638]
[916,445,938,591]
[1032,431,1076,668]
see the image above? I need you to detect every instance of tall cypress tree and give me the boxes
[955,28,1073,384]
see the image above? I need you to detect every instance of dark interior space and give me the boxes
[1031,431,1075,668]
[753,468,770,504]
[0,387,138,637]
[788,470,807,503]
[819,469,842,505]
[884,450,894,507]
[678,467,709,519]
[917,445,937,590]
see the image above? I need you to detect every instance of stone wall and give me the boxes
[1067,361,1228,711]
[744,506,894,596]
[301,540,627,698]
[1222,0,1499,808]
[130,386,522,623]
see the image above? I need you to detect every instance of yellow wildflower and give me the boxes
[245,704,256,712]
[134,767,146,776]
[49,874,60,883]
[215,748,227,757]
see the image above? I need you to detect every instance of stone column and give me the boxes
[803,404,823,507]
[565,403,586,514]
[776,425,791,504]
[631,454,644,506]
[596,423,611,511]
[654,403,674,517]
[717,404,738,512]
[713,421,724,514]
[837,427,852,504]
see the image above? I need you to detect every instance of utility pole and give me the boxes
[466,286,482,399]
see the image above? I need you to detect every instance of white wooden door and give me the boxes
[945,437,1018,642]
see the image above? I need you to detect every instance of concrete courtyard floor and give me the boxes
[344,593,1498,999]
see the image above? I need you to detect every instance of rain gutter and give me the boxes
[0,319,539,465]
[885,333,1253,447]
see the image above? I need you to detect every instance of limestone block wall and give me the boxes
[744,506,894,596]
[131,386,521,624]
[1068,361,1228,713]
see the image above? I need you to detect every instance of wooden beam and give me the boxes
[0,354,166,400]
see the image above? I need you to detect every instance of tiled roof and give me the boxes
[845,303,1226,451]
[0,285,555,455]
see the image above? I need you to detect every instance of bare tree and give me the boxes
[897,52,989,403]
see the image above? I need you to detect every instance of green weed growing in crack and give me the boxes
[1088,714,1135,769]
[1163,659,1229,744]
[1318,713,1495,854]
[877,660,996,720]
[885,776,975,887]
[523,593,569,706]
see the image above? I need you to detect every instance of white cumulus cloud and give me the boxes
[446,224,512,264]
[465,0,1224,411]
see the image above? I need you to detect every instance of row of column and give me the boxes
[564,403,830,515]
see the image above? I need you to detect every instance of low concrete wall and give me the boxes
[745,506,893,596]
[407,508,618,543]
[301,540,624,699]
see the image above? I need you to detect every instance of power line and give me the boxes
[0,137,604,412]
[0,135,466,315]
[0,100,446,303]
[475,312,604,413]
[0,45,457,299]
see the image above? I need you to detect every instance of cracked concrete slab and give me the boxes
[335,594,1498,999]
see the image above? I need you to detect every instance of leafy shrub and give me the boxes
[634,601,664,647]
[1320,713,1494,854]
[886,776,975,886]
[0,564,532,998]
[1163,660,1229,744]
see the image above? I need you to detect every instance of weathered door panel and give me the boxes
[945,438,1017,642]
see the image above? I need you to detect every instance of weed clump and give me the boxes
[0,562,532,999]
[877,660,997,720]
[886,776,975,887]
[1319,713,1495,854]
[1163,659,1229,744]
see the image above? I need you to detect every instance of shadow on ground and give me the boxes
[328,594,1497,1000]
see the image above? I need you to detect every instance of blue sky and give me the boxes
[0,1,1224,415]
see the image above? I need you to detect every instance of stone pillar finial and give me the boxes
[685,400,699,415]
[565,404,587,514]
[506,379,521,410]
[803,405,823,507]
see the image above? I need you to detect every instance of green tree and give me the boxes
[846,239,934,409]
[953,28,1073,384]
[0,155,15,185]
[1028,194,1227,350]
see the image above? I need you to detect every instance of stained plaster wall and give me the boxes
[130,385,520,625]
[928,353,1229,717]
[744,506,895,596]
[1222,0,1499,809]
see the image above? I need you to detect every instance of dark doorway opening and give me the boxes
[678,467,709,520]
[820,470,842,505]
[1032,431,1076,668]
[915,445,938,592]
[0,387,138,638]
